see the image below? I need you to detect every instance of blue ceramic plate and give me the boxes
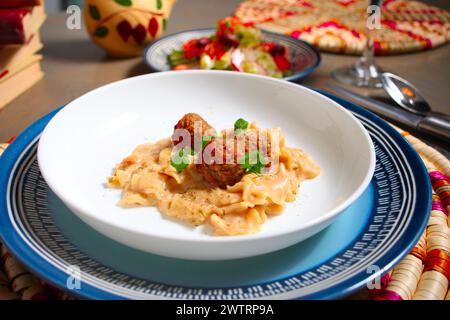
[144,28,321,81]
[0,92,430,300]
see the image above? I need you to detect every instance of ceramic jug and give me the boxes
[84,0,176,57]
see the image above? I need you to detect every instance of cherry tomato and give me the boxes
[273,54,291,71]
[204,41,226,59]
[183,39,202,59]
[217,16,240,36]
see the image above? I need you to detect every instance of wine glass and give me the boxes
[332,0,383,88]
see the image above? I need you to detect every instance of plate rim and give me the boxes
[143,27,322,81]
[315,91,431,299]
[0,109,117,300]
[0,92,431,300]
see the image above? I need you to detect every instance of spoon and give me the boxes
[381,72,450,140]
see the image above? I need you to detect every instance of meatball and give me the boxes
[196,131,271,188]
[172,113,215,150]
[196,162,245,188]
[196,137,246,188]
[172,114,271,188]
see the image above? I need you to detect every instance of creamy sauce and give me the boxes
[108,129,320,236]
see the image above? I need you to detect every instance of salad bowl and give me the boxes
[144,28,321,81]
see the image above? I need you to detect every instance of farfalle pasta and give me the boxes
[107,118,319,236]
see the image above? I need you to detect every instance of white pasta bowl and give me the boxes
[38,71,375,260]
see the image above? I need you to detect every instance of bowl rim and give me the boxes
[37,70,376,244]
[143,27,322,81]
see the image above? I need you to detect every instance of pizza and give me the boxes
[234,0,450,55]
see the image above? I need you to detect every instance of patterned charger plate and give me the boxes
[144,28,321,81]
[0,92,430,299]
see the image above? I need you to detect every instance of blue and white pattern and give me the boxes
[0,93,431,300]
[144,28,321,82]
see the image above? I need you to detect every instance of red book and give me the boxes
[0,1,41,9]
[0,5,45,45]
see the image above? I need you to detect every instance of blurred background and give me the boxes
[45,0,82,12]
[45,0,448,12]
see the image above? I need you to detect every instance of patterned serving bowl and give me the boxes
[144,28,321,81]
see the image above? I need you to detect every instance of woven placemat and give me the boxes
[234,0,450,55]
[0,127,448,300]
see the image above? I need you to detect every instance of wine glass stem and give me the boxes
[355,6,381,82]
[331,0,383,88]
[361,27,374,65]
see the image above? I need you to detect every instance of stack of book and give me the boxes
[0,0,46,109]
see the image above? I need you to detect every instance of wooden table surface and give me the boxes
[0,0,449,300]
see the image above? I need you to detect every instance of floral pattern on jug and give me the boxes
[84,0,176,57]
